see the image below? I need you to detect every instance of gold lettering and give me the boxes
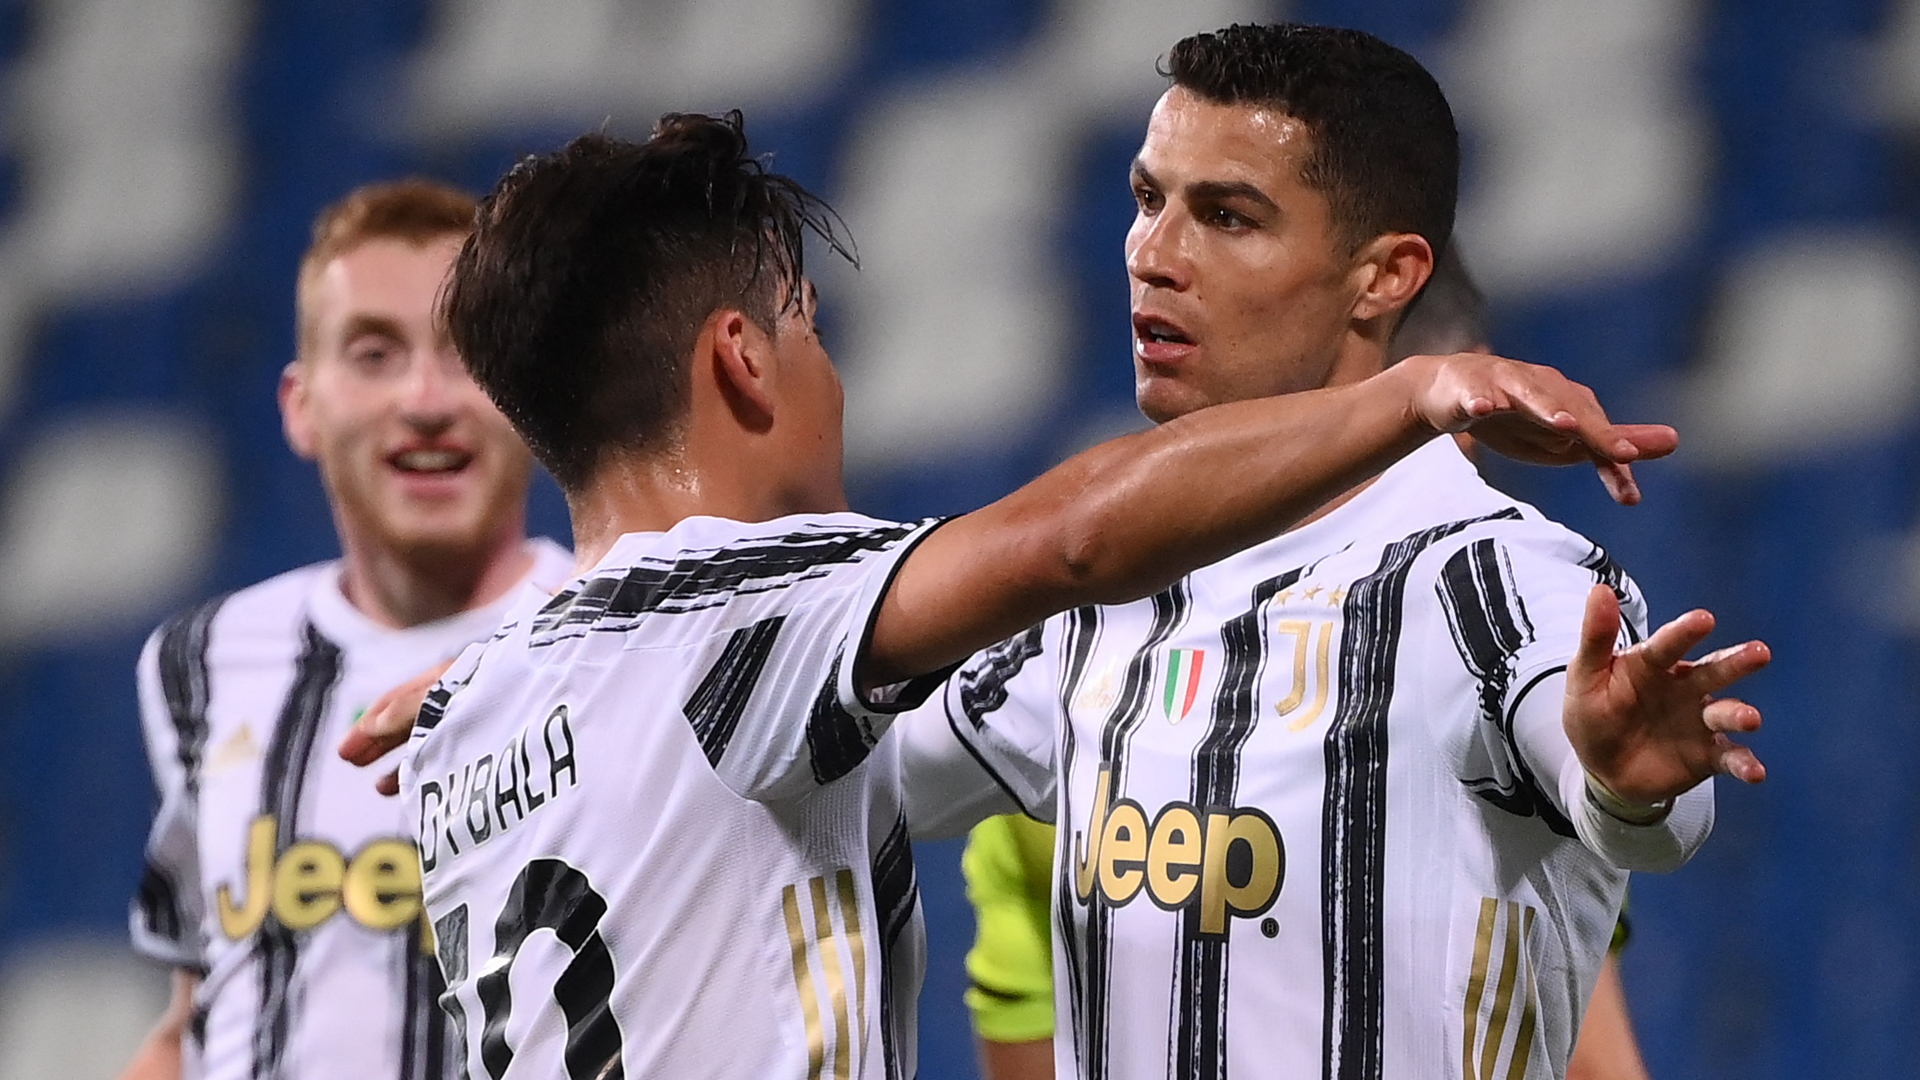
[342,839,423,930]
[1199,810,1283,935]
[273,841,345,930]
[216,817,275,939]
[1287,622,1334,732]
[1096,801,1148,904]
[1074,769,1112,901]
[1078,777,1284,933]
[1145,806,1202,907]
[1272,620,1311,716]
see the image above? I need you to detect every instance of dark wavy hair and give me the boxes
[1165,23,1459,257]
[443,111,852,490]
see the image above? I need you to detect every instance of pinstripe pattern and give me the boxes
[1321,510,1519,1080]
[1080,584,1191,1078]
[530,525,916,645]
[1437,539,1575,838]
[684,615,786,766]
[1171,567,1304,1080]
[1051,606,1103,1064]
[251,621,343,1080]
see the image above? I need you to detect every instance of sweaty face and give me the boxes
[1127,87,1362,423]
[284,236,534,560]
[767,279,849,514]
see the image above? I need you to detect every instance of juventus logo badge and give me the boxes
[1274,619,1335,731]
[1161,648,1205,723]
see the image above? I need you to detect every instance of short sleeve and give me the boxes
[962,815,1057,1043]
[663,516,958,803]
[934,619,1065,823]
[129,604,219,970]
[1431,530,1597,835]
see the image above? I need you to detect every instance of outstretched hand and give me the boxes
[1562,585,1770,808]
[1399,353,1680,506]
[338,659,453,796]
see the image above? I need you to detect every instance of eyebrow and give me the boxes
[1131,158,1280,214]
[339,313,409,342]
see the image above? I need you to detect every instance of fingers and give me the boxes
[1613,423,1679,461]
[338,704,412,766]
[338,661,449,765]
[1702,696,1763,734]
[1687,640,1772,695]
[1639,608,1715,670]
[376,768,401,797]
[1593,459,1640,506]
[1566,584,1621,691]
[1713,734,1766,784]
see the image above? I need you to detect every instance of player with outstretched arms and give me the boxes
[954,247,1656,1080]
[899,24,1769,1080]
[341,112,1679,1080]
[120,182,572,1080]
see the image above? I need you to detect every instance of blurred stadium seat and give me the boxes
[0,1,1913,1078]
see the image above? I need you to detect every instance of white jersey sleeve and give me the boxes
[128,602,221,970]
[898,620,1063,838]
[1432,524,1712,872]
[433,515,957,805]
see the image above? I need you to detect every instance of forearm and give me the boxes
[1030,373,1428,603]
[870,371,1427,683]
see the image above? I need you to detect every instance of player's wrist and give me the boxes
[1583,771,1673,826]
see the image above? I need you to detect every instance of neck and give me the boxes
[1286,331,1393,531]
[565,443,840,574]
[336,517,535,629]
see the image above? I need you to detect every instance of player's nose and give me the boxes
[1126,210,1191,291]
[396,351,461,428]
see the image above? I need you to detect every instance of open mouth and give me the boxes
[1135,318,1194,346]
[387,447,474,476]
[1133,314,1197,362]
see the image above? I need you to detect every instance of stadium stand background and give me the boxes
[0,0,1912,1076]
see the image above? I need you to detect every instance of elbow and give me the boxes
[1050,504,1163,607]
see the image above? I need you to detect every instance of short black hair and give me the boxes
[1165,23,1459,257]
[1389,243,1488,363]
[444,111,850,491]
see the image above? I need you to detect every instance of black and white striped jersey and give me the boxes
[400,513,949,1080]
[130,540,573,1080]
[925,439,1714,1080]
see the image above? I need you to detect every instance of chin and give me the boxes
[378,508,500,562]
[1135,377,1210,425]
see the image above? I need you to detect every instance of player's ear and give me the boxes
[279,360,318,460]
[706,308,776,434]
[1348,232,1434,324]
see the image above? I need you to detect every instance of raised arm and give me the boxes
[865,353,1675,687]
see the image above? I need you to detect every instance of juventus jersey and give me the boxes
[400,514,949,1080]
[130,539,574,1080]
[927,439,1714,1080]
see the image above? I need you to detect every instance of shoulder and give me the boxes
[145,561,333,670]
[1391,460,1619,584]
[530,514,926,642]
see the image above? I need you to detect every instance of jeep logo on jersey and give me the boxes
[1160,648,1205,723]
[215,816,424,939]
[1073,768,1283,936]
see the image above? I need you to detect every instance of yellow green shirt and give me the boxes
[961,814,1057,1042]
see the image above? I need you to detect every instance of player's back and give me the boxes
[405,513,943,1080]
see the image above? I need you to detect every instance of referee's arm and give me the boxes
[862,354,1667,689]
